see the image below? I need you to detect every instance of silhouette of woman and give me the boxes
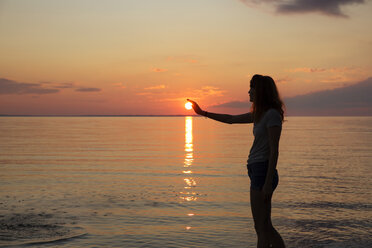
[187,74,286,248]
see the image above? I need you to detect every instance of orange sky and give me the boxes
[0,0,371,115]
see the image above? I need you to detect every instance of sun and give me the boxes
[185,102,193,110]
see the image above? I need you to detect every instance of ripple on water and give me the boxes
[0,212,86,246]
[278,216,372,248]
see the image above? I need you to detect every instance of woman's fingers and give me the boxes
[187,99,197,108]
[186,99,203,114]
[187,99,198,107]
[187,99,195,105]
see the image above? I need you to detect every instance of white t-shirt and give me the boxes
[247,109,282,164]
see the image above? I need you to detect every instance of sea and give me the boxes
[0,116,371,248]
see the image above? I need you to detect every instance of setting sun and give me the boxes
[185,102,193,110]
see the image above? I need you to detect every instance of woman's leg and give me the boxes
[250,189,285,248]
[250,188,271,247]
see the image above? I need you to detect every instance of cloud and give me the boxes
[53,82,75,89]
[290,67,328,73]
[155,97,187,102]
[144,84,166,90]
[136,85,166,97]
[0,78,60,95]
[136,92,152,96]
[136,85,225,103]
[277,0,364,17]
[285,77,372,115]
[75,87,101,92]
[289,66,365,74]
[239,0,365,17]
[0,78,104,95]
[196,86,225,97]
[288,66,368,84]
[151,67,168,72]
[276,76,293,84]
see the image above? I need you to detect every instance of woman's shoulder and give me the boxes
[265,108,281,117]
[264,108,282,126]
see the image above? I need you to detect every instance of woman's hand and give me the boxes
[187,99,205,116]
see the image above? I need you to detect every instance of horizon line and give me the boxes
[0,114,371,117]
[0,114,198,117]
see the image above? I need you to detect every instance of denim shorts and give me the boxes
[247,160,279,191]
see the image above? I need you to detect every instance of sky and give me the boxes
[0,0,371,115]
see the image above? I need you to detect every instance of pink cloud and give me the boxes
[194,86,225,97]
[151,67,168,72]
[290,67,327,73]
[276,76,293,84]
[288,66,369,85]
[144,85,166,90]
[290,66,364,74]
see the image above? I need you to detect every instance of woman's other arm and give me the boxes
[262,125,281,199]
[187,99,253,124]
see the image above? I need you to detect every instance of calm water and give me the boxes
[0,116,371,247]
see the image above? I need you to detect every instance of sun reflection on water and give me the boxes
[180,116,197,229]
[180,116,197,202]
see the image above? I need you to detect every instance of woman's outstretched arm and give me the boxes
[204,112,253,124]
[187,99,253,124]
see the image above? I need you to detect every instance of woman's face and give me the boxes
[249,87,255,102]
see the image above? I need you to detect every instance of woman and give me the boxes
[187,74,286,248]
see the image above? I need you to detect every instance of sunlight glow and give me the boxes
[185,102,193,110]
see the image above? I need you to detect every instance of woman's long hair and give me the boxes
[250,74,285,122]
